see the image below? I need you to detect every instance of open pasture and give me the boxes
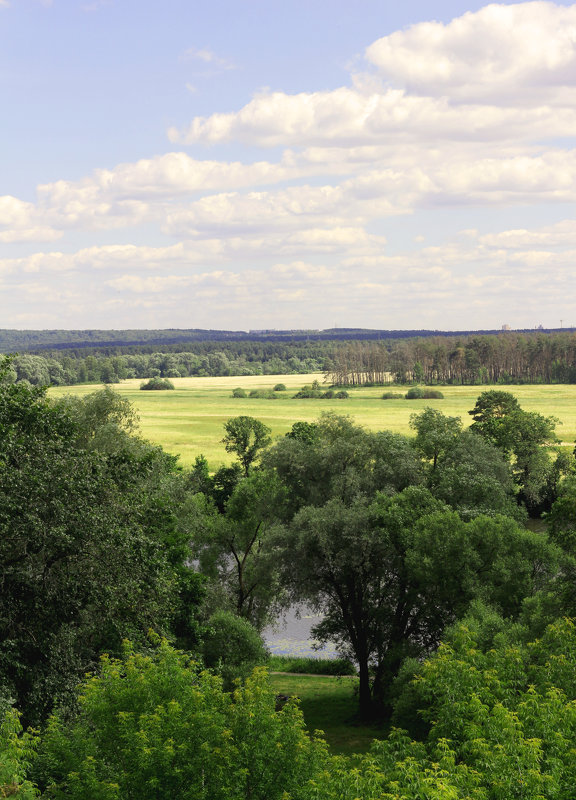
[49,375,576,469]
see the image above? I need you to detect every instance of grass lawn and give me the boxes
[267,672,384,755]
[49,375,576,469]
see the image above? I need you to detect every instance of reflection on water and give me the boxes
[263,605,339,659]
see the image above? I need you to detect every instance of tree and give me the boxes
[278,487,557,720]
[36,640,327,800]
[409,407,462,470]
[222,416,272,476]
[194,471,287,629]
[0,362,200,724]
[264,412,423,515]
[202,611,268,689]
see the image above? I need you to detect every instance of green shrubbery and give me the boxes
[139,377,175,390]
[381,391,404,399]
[405,387,444,399]
[268,654,356,676]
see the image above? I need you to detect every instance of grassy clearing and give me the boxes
[268,654,356,676]
[49,375,576,469]
[267,672,384,755]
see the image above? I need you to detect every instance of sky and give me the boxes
[2,0,576,331]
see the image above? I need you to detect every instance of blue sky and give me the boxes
[2,0,576,330]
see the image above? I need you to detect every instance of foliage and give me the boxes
[276,486,558,719]
[231,387,247,398]
[405,387,444,399]
[0,363,200,724]
[139,377,174,390]
[202,611,268,689]
[222,416,272,476]
[264,412,424,514]
[381,391,404,399]
[0,709,39,799]
[267,655,356,676]
[36,640,328,800]
[273,383,287,391]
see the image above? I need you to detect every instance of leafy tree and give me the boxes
[264,412,423,514]
[194,471,287,629]
[0,709,39,799]
[0,362,200,724]
[222,416,272,476]
[409,407,462,469]
[36,640,327,800]
[278,487,557,719]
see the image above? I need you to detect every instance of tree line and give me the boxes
[328,331,576,385]
[4,353,576,797]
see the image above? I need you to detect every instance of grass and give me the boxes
[267,672,384,755]
[268,654,356,676]
[49,375,576,469]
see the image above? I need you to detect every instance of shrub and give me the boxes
[334,390,349,399]
[248,389,276,399]
[382,391,404,399]
[273,383,287,392]
[140,377,174,390]
[232,387,247,398]
[405,388,444,399]
[268,655,356,676]
[322,389,335,399]
[202,611,269,689]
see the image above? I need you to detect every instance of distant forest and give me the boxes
[2,327,576,386]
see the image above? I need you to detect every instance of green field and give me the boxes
[49,375,576,469]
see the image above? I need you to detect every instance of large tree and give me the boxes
[0,364,200,723]
[278,486,557,720]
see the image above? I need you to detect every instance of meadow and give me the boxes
[50,374,576,469]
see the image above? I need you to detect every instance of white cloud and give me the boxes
[366,2,576,103]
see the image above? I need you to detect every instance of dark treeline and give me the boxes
[4,326,570,354]
[7,329,576,387]
[328,331,576,385]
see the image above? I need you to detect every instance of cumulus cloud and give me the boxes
[366,2,576,103]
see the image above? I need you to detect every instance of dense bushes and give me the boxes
[405,387,444,399]
[140,377,175,390]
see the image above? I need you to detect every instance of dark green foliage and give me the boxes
[381,391,404,399]
[231,387,247,398]
[139,376,174,390]
[273,383,287,391]
[0,363,200,724]
[277,486,557,718]
[248,389,277,399]
[202,611,268,689]
[405,387,444,399]
[285,420,319,443]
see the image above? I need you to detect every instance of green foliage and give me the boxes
[405,387,444,399]
[202,611,268,689]
[231,387,247,398]
[381,391,404,399]
[267,655,356,676]
[278,486,558,718]
[273,383,287,391]
[139,377,175,390]
[248,389,277,399]
[0,709,39,799]
[222,416,272,476]
[36,640,327,800]
[265,412,424,513]
[0,366,200,724]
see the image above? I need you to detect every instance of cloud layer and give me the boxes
[5,2,576,329]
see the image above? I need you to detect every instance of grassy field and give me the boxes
[49,375,576,469]
[267,672,383,755]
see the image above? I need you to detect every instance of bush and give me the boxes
[273,383,287,392]
[202,611,269,689]
[232,387,247,398]
[382,391,404,399]
[322,389,335,399]
[140,377,174,390]
[334,390,349,399]
[268,655,356,675]
[405,387,444,400]
[248,389,277,399]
